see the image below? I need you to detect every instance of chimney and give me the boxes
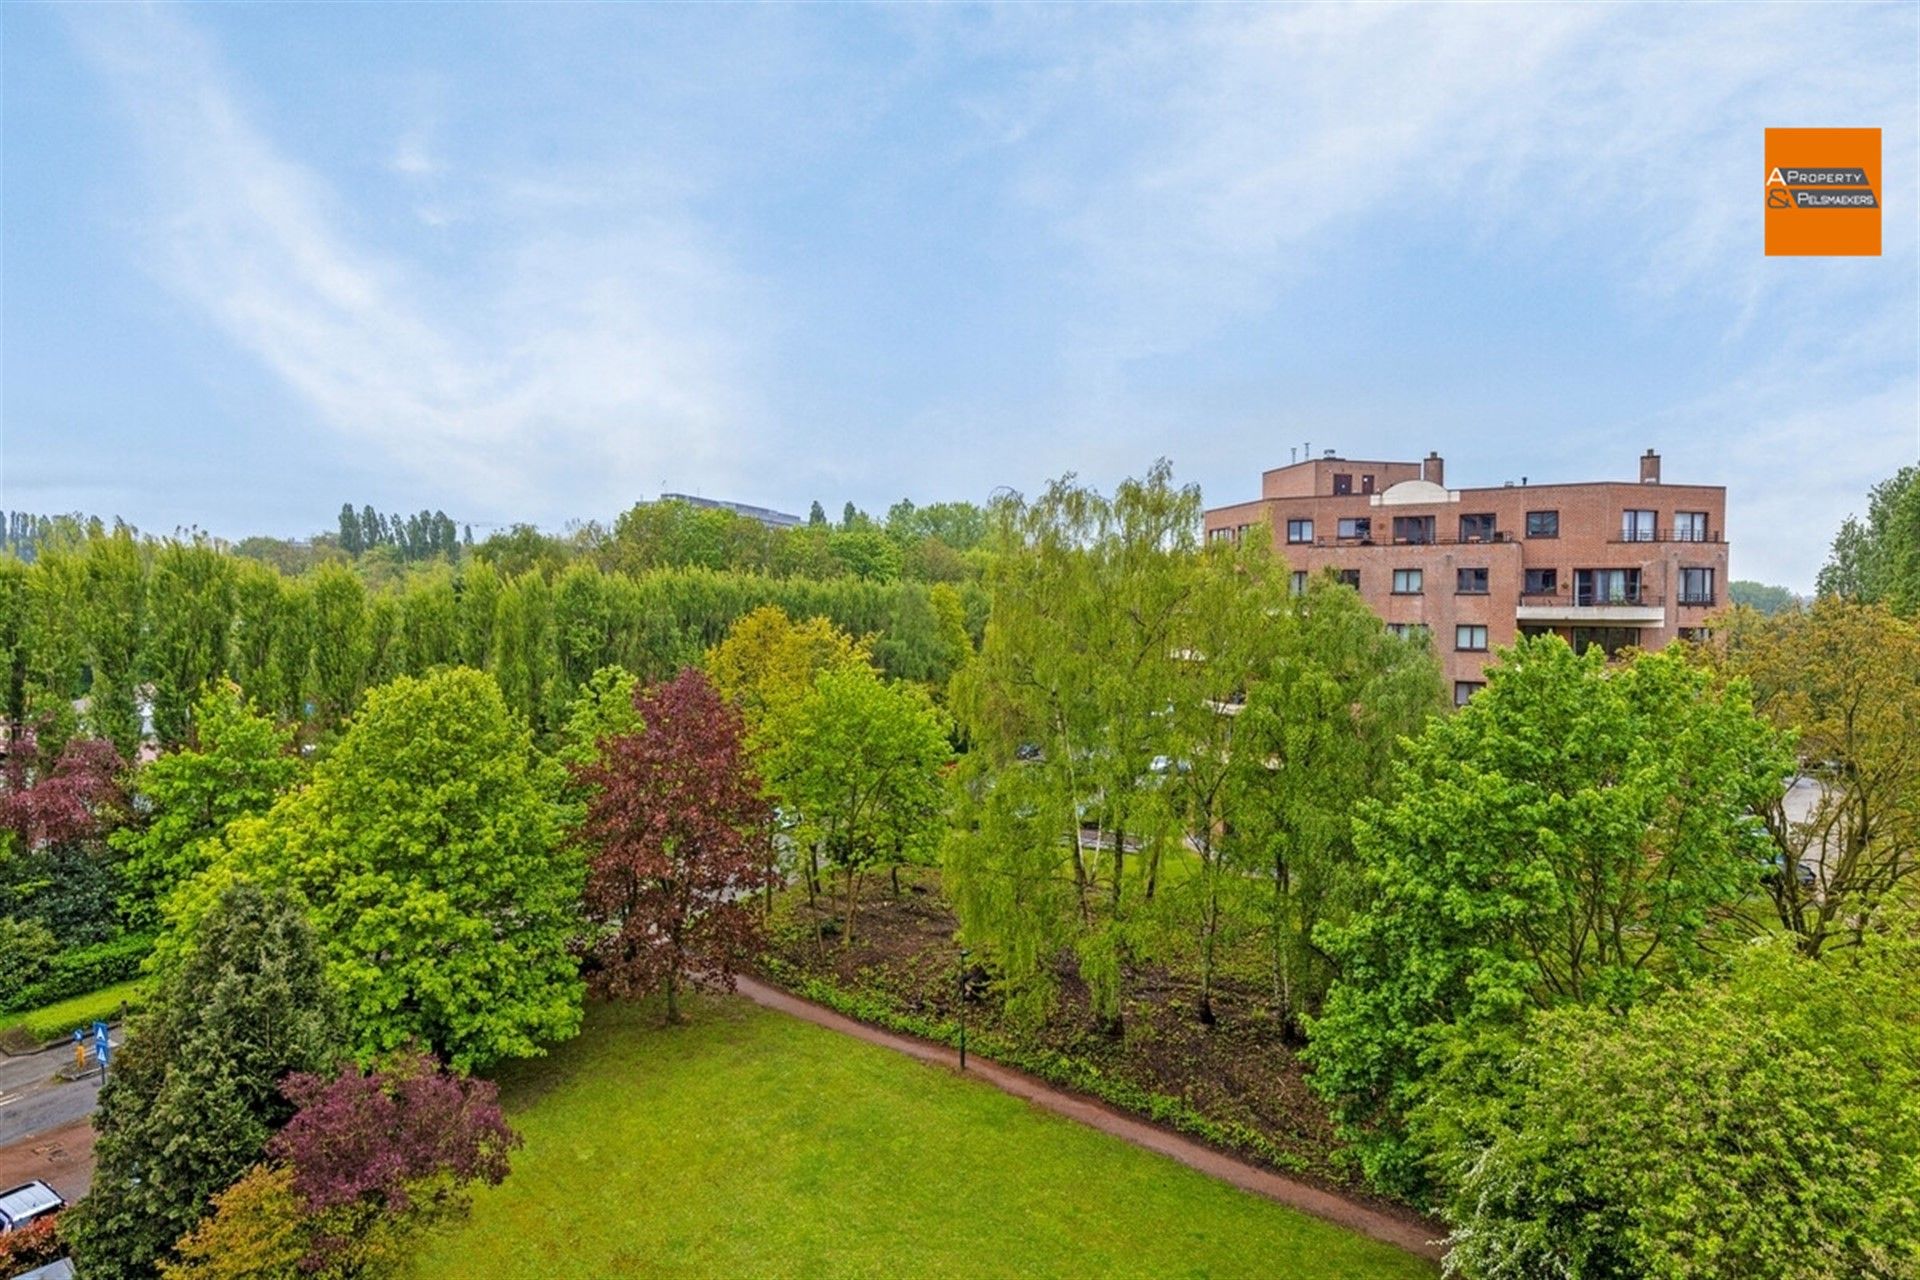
[1422,451,1445,486]
[1640,448,1661,484]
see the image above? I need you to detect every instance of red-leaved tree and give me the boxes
[573,667,775,1022]
[0,732,125,851]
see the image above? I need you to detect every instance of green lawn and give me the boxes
[409,997,1434,1279]
[0,978,147,1044]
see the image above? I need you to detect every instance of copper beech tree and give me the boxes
[573,668,775,1022]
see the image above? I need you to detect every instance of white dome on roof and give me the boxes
[1373,479,1455,506]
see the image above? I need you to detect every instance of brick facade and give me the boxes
[1204,449,1728,703]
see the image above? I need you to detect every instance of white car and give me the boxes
[0,1180,65,1232]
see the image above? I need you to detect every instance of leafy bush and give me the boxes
[0,915,58,1006]
[1417,930,1920,1280]
[0,1213,65,1274]
[0,978,148,1044]
[1,931,153,1014]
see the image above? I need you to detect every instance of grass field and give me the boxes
[408,997,1434,1279]
[0,979,147,1045]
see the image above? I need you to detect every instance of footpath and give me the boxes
[732,974,1445,1263]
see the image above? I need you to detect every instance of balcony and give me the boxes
[1610,527,1724,545]
[1516,588,1666,626]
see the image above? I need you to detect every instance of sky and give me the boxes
[2,2,1915,591]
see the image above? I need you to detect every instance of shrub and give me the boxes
[1,931,153,1013]
[0,915,58,1006]
[0,1213,65,1274]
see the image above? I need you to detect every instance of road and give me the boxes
[0,1039,105,1151]
[0,1038,107,1203]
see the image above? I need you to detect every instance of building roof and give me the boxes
[658,493,803,529]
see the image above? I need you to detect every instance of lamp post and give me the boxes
[956,946,969,1072]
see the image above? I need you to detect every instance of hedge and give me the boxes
[1,931,154,1015]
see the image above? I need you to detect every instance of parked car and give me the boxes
[0,1180,65,1232]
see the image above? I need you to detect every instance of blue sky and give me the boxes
[3,2,1914,590]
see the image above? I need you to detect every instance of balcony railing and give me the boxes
[1291,531,1519,549]
[1676,592,1717,607]
[1520,588,1665,608]
[1610,527,1724,544]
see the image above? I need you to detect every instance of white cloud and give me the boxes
[65,5,763,521]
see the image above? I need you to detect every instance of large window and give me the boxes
[1459,513,1498,542]
[1286,518,1313,544]
[1392,568,1424,594]
[1456,566,1489,594]
[1456,624,1489,651]
[1337,516,1372,540]
[1454,680,1485,706]
[1523,567,1558,595]
[1576,568,1642,605]
[1621,509,1656,542]
[1571,626,1640,657]
[1678,567,1715,605]
[1393,515,1435,544]
[1526,510,1559,538]
[1675,511,1708,542]
[1289,571,1308,596]
[1337,569,1361,589]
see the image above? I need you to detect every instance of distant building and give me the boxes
[659,493,803,529]
[1204,449,1727,706]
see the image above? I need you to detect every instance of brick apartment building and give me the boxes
[1203,448,1727,705]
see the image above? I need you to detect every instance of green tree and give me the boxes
[22,547,89,751]
[704,605,872,737]
[1419,924,1920,1280]
[146,540,237,746]
[67,881,339,1279]
[305,563,370,731]
[110,681,300,928]
[207,668,583,1069]
[1169,566,1440,1030]
[1718,598,1920,956]
[81,530,147,755]
[1307,637,1793,1196]
[946,461,1198,1026]
[764,665,950,942]
[1818,464,1920,616]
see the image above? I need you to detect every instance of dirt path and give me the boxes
[732,975,1445,1263]
[0,1117,95,1206]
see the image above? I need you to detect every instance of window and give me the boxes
[1332,473,1353,496]
[1454,681,1484,707]
[1289,571,1308,596]
[1456,624,1489,651]
[1393,515,1435,544]
[1361,474,1377,494]
[1238,524,1256,543]
[1621,509,1656,542]
[1337,569,1361,589]
[1526,510,1559,539]
[1209,527,1232,543]
[1337,516,1372,540]
[1576,568,1641,605]
[1286,519,1313,544]
[1456,567,1489,594]
[1523,567,1558,595]
[1387,623,1431,644]
[1571,626,1640,657]
[1677,626,1710,643]
[1459,513,1497,542]
[1392,568,1424,594]
[1678,567,1715,605]
[1675,511,1708,542]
